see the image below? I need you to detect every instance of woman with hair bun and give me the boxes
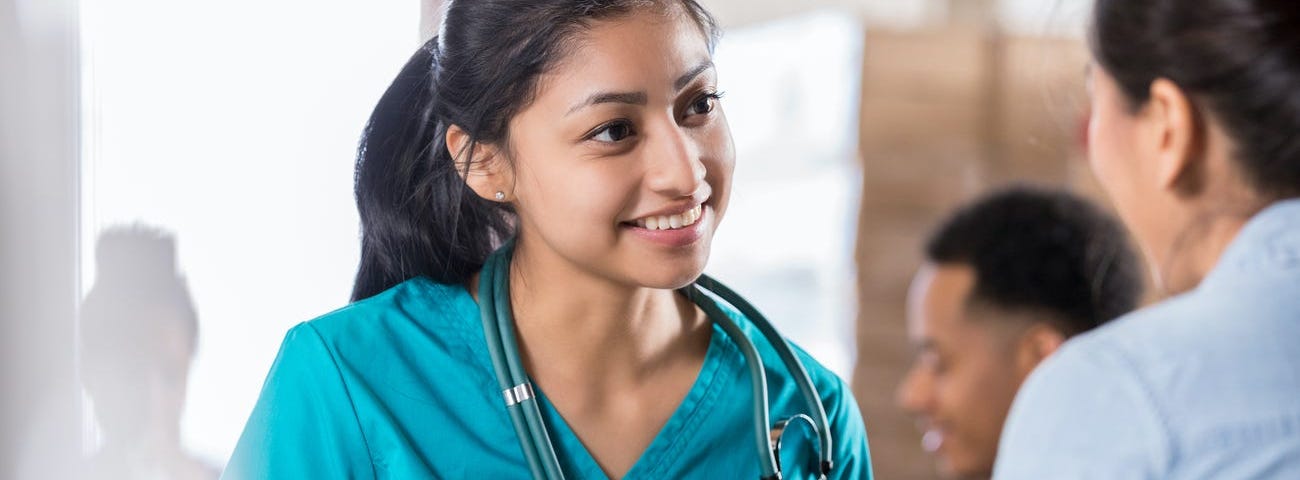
[995,1,1300,478]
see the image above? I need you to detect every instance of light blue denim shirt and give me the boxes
[993,198,1300,479]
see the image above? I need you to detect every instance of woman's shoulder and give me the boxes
[702,299,873,476]
[290,277,483,367]
[1063,286,1271,369]
[306,277,477,338]
[743,317,873,477]
[712,302,850,397]
[714,301,860,425]
[786,339,852,400]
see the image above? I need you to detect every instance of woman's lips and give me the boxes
[623,205,709,247]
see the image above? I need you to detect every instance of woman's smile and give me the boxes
[622,203,711,248]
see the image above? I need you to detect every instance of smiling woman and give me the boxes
[222,1,873,479]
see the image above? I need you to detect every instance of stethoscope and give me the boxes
[477,238,834,480]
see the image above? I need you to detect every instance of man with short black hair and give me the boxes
[896,186,1142,480]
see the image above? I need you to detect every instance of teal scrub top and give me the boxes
[222,277,874,479]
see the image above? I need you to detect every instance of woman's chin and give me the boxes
[631,257,710,290]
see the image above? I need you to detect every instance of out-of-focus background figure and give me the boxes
[896,186,1141,479]
[79,227,219,480]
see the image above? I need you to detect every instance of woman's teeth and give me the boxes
[634,205,703,231]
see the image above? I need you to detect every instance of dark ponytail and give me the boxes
[351,38,512,302]
[1091,0,1300,199]
[351,0,721,301]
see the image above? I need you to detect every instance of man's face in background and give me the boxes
[896,263,1063,479]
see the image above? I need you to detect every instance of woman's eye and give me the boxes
[591,121,634,143]
[687,92,723,116]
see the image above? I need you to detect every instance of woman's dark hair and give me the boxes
[352,0,720,301]
[1090,0,1300,199]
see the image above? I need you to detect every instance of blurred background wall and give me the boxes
[2,0,1102,478]
[74,0,421,470]
[1,0,81,478]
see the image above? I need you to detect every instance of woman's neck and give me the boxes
[1157,209,1253,296]
[485,237,709,397]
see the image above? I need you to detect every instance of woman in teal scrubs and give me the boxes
[223,1,873,479]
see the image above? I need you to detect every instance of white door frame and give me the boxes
[0,0,82,477]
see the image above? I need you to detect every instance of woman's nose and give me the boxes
[644,124,706,197]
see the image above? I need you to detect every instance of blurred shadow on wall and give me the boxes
[79,226,219,480]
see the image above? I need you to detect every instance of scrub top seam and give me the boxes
[303,322,380,480]
[439,281,506,393]
[421,277,478,333]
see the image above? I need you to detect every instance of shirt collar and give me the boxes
[1200,197,1300,290]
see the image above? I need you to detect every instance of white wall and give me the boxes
[708,11,866,379]
[79,0,421,464]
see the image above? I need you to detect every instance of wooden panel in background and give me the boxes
[853,27,1093,480]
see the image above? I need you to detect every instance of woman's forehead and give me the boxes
[533,9,714,103]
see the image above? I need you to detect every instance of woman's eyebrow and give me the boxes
[567,92,648,116]
[565,60,715,116]
[674,60,715,91]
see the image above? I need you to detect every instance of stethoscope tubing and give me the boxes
[692,274,834,474]
[478,238,832,479]
[479,245,565,477]
[682,283,781,478]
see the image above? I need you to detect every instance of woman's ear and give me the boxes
[446,124,514,202]
[1145,78,1204,195]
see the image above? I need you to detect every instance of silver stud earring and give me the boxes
[494,191,506,201]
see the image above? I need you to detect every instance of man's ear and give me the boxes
[1012,323,1066,382]
[1145,78,1204,195]
[446,124,513,201]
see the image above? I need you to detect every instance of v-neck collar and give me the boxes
[533,322,736,479]
[444,281,741,479]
